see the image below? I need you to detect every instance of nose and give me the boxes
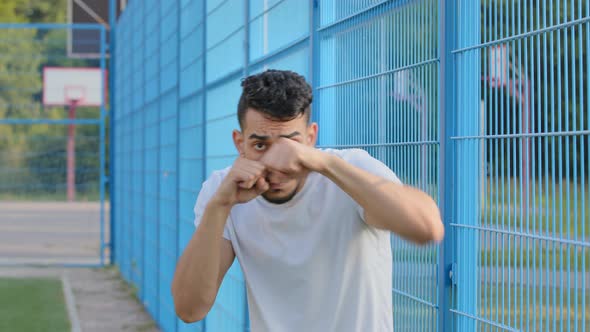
[266,171,289,184]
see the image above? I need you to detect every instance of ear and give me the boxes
[306,122,318,147]
[233,129,245,156]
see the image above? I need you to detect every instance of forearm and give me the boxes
[320,154,443,244]
[172,200,231,320]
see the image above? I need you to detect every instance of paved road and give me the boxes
[0,202,110,265]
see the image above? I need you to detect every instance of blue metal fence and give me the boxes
[450,1,590,331]
[112,0,589,331]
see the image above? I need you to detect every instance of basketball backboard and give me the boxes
[67,0,126,58]
[43,67,106,107]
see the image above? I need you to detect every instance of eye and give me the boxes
[254,142,267,151]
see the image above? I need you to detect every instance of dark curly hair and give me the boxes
[237,69,313,128]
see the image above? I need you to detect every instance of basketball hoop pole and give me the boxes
[43,67,101,201]
[67,100,78,202]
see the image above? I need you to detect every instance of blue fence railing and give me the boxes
[112,0,589,331]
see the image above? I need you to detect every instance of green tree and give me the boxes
[0,1,46,186]
[0,0,103,199]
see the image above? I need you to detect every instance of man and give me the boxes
[172,69,444,331]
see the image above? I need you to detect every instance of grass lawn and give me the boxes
[0,278,70,332]
[482,178,589,237]
[480,247,590,272]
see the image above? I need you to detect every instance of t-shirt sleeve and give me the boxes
[193,171,232,241]
[341,149,403,221]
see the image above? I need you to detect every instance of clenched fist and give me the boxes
[212,157,269,206]
[260,138,327,174]
[212,140,330,207]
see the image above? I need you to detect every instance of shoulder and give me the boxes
[194,166,232,212]
[200,166,232,193]
[320,148,374,165]
[321,148,401,184]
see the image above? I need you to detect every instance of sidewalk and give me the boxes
[0,267,159,332]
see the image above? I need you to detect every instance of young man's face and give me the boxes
[233,108,318,204]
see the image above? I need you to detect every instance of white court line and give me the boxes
[62,273,82,332]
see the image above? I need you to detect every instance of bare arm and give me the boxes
[172,200,235,322]
[172,158,268,322]
[320,154,444,245]
[260,139,444,245]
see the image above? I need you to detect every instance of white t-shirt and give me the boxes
[193,148,401,332]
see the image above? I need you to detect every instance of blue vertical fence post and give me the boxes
[109,0,117,265]
[244,0,250,77]
[310,0,320,132]
[455,0,480,330]
[156,0,161,324]
[438,0,456,331]
[100,25,107,266]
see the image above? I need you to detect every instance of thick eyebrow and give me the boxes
[248,131,301,140]
[280,131,301,139]
[248,134,270,140]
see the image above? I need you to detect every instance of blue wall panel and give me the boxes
[131,109,145,294]
[250,46,309,78]
[248,0,309,62]
[206,0,245,83]
[206,261,248,331]
[180,58,204,99]
[158,12,180,328]
[177,1,207,331]
[144,100,160,320]
[159,94,178,332]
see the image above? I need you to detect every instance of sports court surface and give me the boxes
[0,202,109,266]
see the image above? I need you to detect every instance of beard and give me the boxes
[262,176,302,204]
[261,187,299,204]
[261,171,309,204]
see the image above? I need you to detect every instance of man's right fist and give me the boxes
[212,157,269,206]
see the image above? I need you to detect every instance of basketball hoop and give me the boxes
[64,86,87,105]
[43,67,103,107]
